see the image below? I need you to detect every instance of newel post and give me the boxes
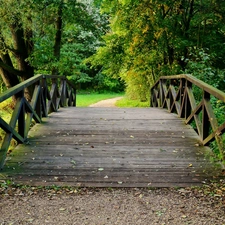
[179,78,186,118]
[202,91,210,141]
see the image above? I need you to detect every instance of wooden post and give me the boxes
[41,76,48,117]
[179,78,186,118]
[185,81,192,119]
[17,93,25,140]
[202,91,210,142]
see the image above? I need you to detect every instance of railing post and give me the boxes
[17,89,26,141]
[73,88,76,107]
[185,81,192,119]
[160,79,165,108]
[35,80,42,120]
[49,80,57,113]
[169,79,177,112]
[150,88,153,107]
[179,78,186,118]
[41,76,48,117]
[202,91,210,141]
[61,77,67,107]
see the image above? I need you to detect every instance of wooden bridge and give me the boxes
[0,74,225,187]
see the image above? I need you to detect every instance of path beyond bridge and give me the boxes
[2,107,223,187]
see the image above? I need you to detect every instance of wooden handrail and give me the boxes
[0,74,76,168]
[151,74,225,162]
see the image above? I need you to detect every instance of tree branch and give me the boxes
[0,58,24,77]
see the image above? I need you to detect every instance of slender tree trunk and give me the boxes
[52,3,63,75]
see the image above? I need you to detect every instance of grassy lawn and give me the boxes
[115,97,150,107]
[0,99,15,147]
[76,92,124,107]
[76,92,150,107]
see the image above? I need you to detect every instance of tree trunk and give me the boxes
[10,21,34,101]
[52,3,63,75]
[0,19,35,104]
[10,22,34,81]
[0,52,21,104]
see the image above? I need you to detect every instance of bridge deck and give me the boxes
[2,107,223,187]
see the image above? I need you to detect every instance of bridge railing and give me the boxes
[0,74,76,168]
[151,74,225,162]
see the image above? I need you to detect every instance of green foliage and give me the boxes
[76,92,123,107]
[0,0,110,91]
[30,0,107,84]
[0,99,17,148]
[89,0,225,101]
[0,77,6,93]
[185,48,224,88]
[92,72,124,92]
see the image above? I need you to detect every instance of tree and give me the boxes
[89,0,225,100]
[0,0,108,98]
[0,0,34,94]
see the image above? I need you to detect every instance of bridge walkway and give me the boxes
[2,107,223,187]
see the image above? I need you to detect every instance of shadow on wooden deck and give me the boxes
[1,107,224,187]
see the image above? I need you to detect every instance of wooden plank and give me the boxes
[2,107,223,187]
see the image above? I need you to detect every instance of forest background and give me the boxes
[0,0,225,100]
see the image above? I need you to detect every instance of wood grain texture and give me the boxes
[2,107,223,187]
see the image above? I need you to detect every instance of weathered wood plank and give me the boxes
[2,107,223,187]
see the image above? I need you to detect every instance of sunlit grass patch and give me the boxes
[76,92,123,107]
[115,97,149,107]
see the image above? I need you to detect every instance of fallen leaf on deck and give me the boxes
[70,160,76,165]
[98,168,104,171]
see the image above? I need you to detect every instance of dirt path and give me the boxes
[0,187,224,224]
[89,97,123,107]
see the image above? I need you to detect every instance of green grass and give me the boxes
[0,99,15,147]
[115,97,150,107]
[76,92,124,107]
